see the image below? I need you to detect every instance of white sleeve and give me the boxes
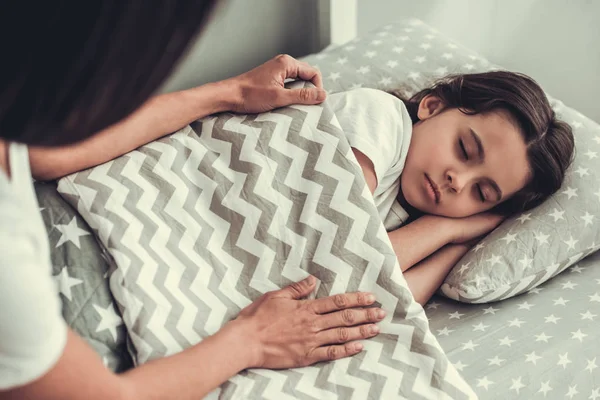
[328,88,407,183]
[0,190,67,389]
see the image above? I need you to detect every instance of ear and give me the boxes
[417,95,445,120]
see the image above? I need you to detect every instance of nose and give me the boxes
[445,170,468,194]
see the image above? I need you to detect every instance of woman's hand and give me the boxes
[226,54,327,114]
[231,276,385,370]
[450,212,506,244]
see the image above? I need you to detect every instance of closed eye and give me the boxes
[459,139,468,160]
[476,184,485,202]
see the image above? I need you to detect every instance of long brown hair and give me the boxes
[1,1,218,147]
[389,71,575,215]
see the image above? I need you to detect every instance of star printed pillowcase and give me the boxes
[300,18,600,303]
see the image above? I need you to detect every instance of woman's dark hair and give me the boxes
[1,1,217,146]
[389,71,575,215]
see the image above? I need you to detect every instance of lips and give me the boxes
[425,174,440,204]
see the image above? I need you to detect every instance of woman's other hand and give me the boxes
[226,54,327,114]
[230,276,385,369]
[450,212,506,244]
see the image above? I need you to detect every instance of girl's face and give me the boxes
[401,95,531,218]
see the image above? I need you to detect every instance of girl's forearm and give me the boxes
[29,80,239,181]
[388,215,458,272]
[402,243,471,306]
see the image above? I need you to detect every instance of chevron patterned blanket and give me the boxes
[57,82,475,399]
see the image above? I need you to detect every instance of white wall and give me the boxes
[357,0,600,123]
[160,0,319,93]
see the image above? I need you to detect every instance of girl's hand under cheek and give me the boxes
[450,212,506,244]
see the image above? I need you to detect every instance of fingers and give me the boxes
[310,292,376,314]
[317,307,386,331]
[307,342,364,364]
[277,275,317,300]
[283,87,327,106]
[276,54,323,88]
[318,324,380,345]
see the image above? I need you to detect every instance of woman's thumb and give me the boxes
[286,87,327,105]
[280,276,317,299]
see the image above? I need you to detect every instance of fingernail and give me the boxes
[370,325,380,334]
[354,343,363,352]
[316,89,326,101]
[306,275,316,285]
[366,294,376,303]
[377,309,386,319]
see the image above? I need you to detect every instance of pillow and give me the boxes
[35,181,133,371]
[300,18,600,303]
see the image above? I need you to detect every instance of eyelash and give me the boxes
[460,140,486,202]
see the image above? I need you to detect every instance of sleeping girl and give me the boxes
[328,71,574,305]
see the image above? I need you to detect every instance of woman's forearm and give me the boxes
[29,80,239,181]
[402,243,471,306]
[388,215,457,272]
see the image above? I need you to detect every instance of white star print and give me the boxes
[519,256,533,269]
[575,167,589,177]
[408,71,420,80]
[570,265,585,273]
[510,377,525,394]
[453,360,467,371]
[535,332,552,342]
[461,340,479,351]
[487,355,504,366]
[343,45,355,52]
[486,254,501,266]
[335,57,348,65]
[378,77,392,86]
[437,326,454,336]
[328,72,340,81]
[585,358,597,372]
[508,318,525,327]
[426,301,440,309]
[595,188,600,202]
[386,60,398,68]
[472,322,489,332]
[499,336,515,346]
[413,55,426,63]
[500,232,517,244]
[441,52,453,59]
[424,33,436,39]
[53,267,83,302]
[377,31,389,37]
[545,314,561,324]
[571,120,583,128]
[483,306,499,315]
[476,376,493,390]
[398,36,410,41]
[562,280,577,289]
[525,351,542,365]
[419,43,432,50]
[93,303,124,342]
[435,66,448,75]
[562,186,578,199]
[549,208,565,222]
[392,46,404,53]
[585,150,598,159]
[517,301,534,310]
[563,236,578,250]
[538,381,552,397]
[447,43,458,49]
[516,213,531,224]
[589,388,600,400]
[357,66,370,74]
[528,287,543,294]
[349,83,363,90]
[593,135,600,145]
[364,51,377,58]
[315,53,328,60]
[449,311,464,319]
[473,242,485,252]
[557,352,571,368]
[457,261,471,274]
[566,385,579,398]
[571,329,587,342]
[534,231,550,245]
[463,63,475,70]
[581,212,594,227]
[581,310,596,320]
[55,217,90,248]
[553,297,569,306]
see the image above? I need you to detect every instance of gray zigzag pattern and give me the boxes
[64,99,473,398]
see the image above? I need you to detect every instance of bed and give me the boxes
[38,12,599,400]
